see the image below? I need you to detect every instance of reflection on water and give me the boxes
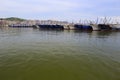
[0,28,120,80]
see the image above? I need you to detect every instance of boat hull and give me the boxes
[91,24,100,31]
[110,24,120,30]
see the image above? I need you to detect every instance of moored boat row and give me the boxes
[32,24,120,31]
[9,24,120,31]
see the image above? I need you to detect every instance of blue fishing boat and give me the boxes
[82,25,92,30]
[74,24,83,30]
[38,25,64,29]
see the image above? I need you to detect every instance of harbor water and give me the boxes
[0,28,120,80]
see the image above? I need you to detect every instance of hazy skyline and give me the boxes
[0,0,120,21]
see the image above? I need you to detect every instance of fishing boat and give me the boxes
[32,25,39,29]
[90,24,100,31]
[110,24,120,30]
[68,24,76,30]
[98,24,112,30]
[38,24,64,29]
[63,25,70,30]
[74,24,83,30]
[82,25,92,30]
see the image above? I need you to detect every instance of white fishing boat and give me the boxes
[110,24,120,30]
[69,24,76,30]
[90,24,100,31]
[63,25,70,30]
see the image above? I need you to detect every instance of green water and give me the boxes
[0,28,120,80]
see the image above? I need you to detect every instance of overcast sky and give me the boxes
[0,0,120,21]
